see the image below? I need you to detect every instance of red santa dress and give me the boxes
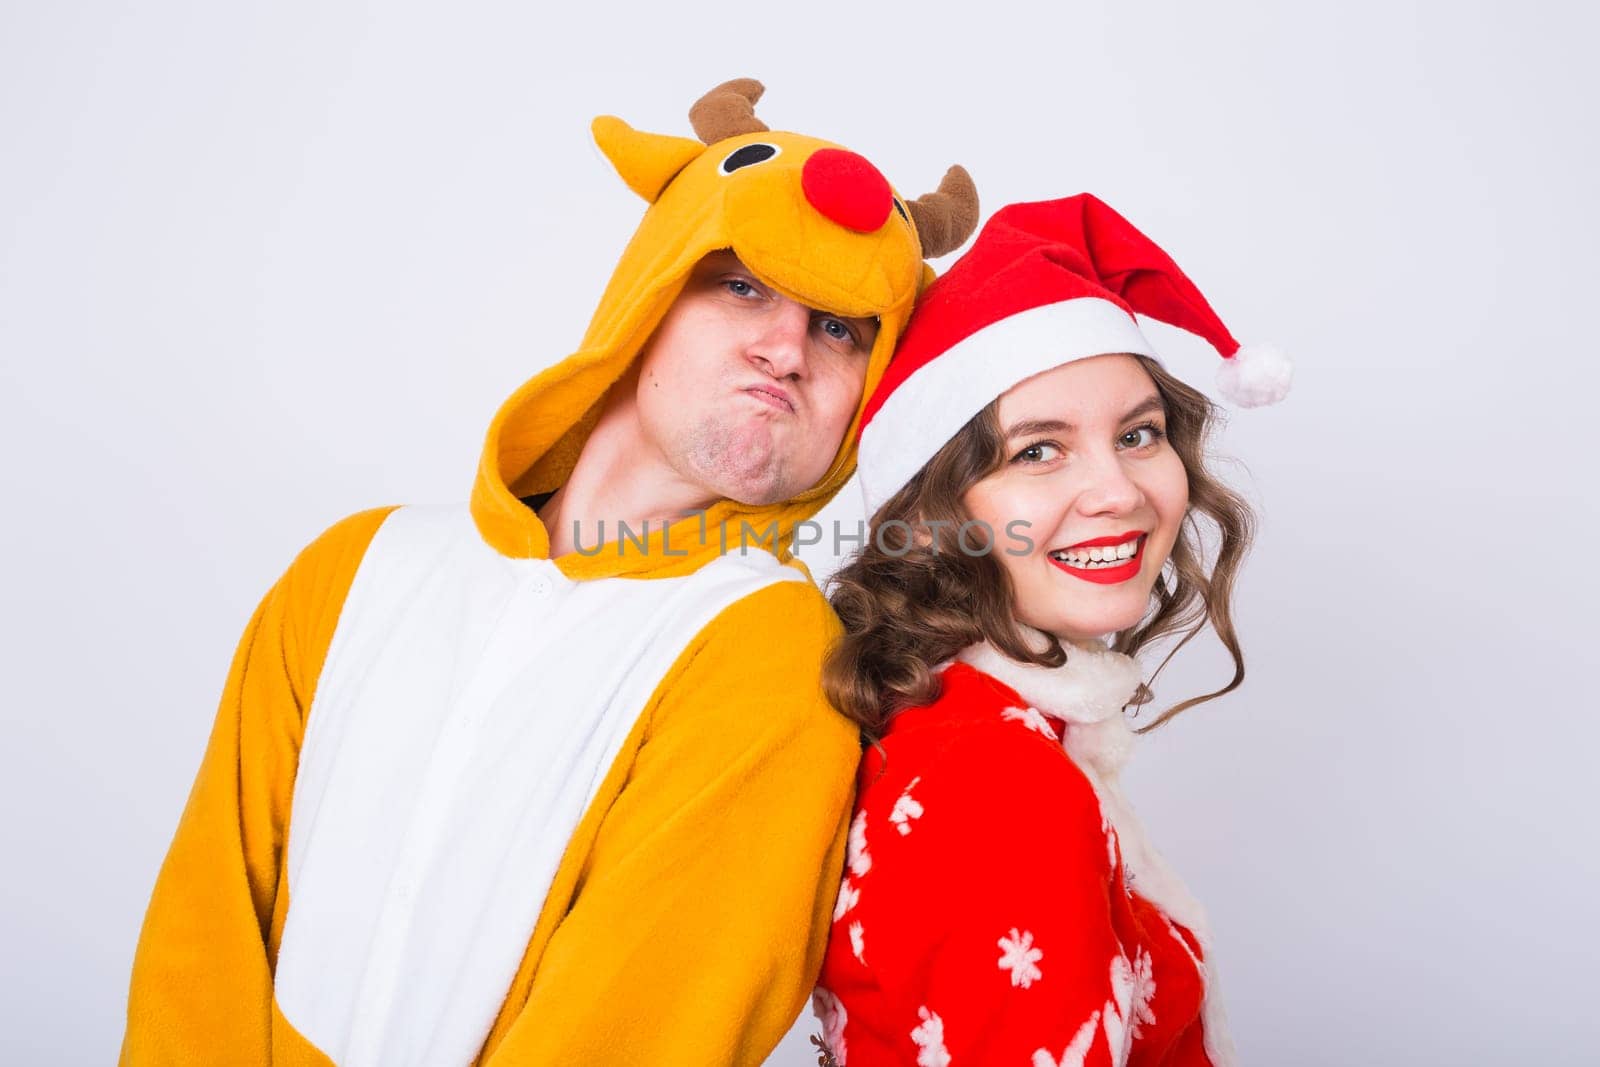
[815,639,1236,1067]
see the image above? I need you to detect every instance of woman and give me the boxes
[812,195,1290,1066]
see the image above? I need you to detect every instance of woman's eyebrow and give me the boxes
[1003,395,1165,439]
[1004,417,1072,439]
[1120,395,1166,422]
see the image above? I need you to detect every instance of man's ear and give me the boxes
[591,116,705,203]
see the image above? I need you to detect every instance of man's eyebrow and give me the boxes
[1003,395,1166,439]
[809,306,879,325]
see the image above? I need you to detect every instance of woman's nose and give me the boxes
[1074,453,1145,515]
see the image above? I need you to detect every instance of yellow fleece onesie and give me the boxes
[122,79,977,1066]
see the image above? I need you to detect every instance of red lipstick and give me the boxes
[1048,533,1146,585]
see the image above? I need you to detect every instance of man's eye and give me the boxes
[820,318,854,343]
[724,278,757,297]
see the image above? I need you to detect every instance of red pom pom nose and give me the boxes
[801,148,894,233]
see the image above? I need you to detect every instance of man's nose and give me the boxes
[746,300,812,379]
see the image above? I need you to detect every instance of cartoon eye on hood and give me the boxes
[719,143,781,174]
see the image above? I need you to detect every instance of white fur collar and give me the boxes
[954,637,1142,725]
[955,636,1144,779]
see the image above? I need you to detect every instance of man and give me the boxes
[121,78,976,1065]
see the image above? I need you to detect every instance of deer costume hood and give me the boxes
[473,78,977,576]
[123,79,979,1067]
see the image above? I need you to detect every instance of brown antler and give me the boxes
[906,165,979,258]
[689,78,769,144]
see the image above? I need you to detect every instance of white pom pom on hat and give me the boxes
[1217,343,1293,408]
[856,194,1292,514]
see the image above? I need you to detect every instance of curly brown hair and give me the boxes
[823,354,1256,740]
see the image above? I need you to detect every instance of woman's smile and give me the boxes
[1046,532,1146,584]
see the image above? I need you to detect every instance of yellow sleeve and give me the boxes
[120,508,395,1066]
[483,578,861,1066]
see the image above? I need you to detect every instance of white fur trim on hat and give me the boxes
[1216,343,1292,407]
[859,298,1155,514]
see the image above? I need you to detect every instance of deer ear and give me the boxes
[689,78,768,144]
[906,165,980,258]
[592,115,706,203]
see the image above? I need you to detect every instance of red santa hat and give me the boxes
[856,194,1291,514]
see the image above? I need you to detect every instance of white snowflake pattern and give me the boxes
[1126,948,1157,1038]
[1031,1010,1100,1067]
[833,878,859,922]
[812,987,848,1065]
[849,920,866,964]
[997,927,1044,989]
[848,810,872,877]
[910,1007,950,1067]
[889,776,924,836]
[1001,705,1057,738]
[1103,952,1138,1067]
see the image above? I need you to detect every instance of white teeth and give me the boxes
[1050,536,1143,568]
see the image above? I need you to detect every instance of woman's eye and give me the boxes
[1014,442,1062,464]
[724,278,758,298]
[1119,424,1166,450]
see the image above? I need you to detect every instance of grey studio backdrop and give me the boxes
[2,2,1595,1063]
